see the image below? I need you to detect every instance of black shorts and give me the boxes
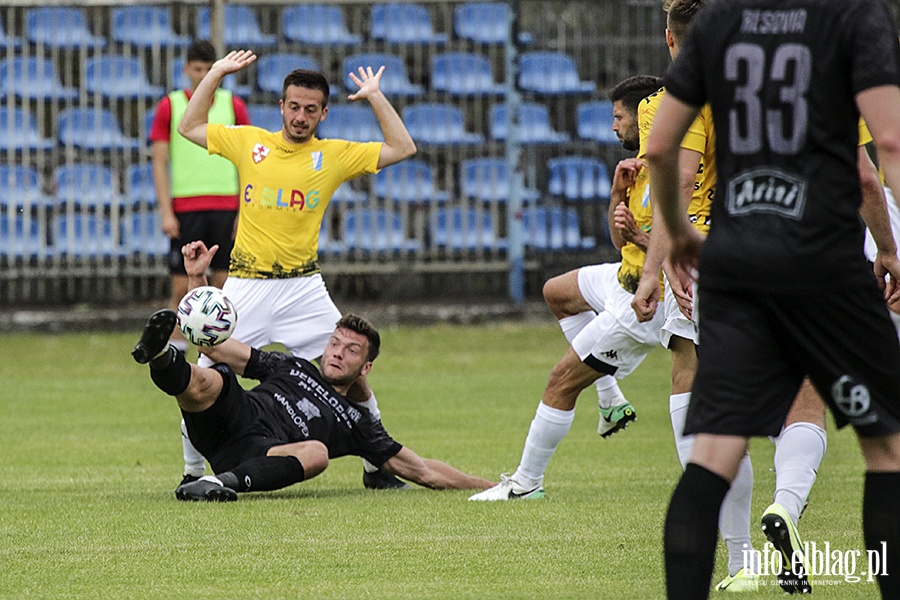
[687,283,900,438]
[181,364,281,473]
[167,210,236,275]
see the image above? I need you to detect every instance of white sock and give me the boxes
[721,453,756,576]
[514,402,575,486]
[558,311,595,344]
[181,419,206,478]
[596,374,626,410]
[669,393,756,576]
[669,393,693,469]
[773,422,827,525]
[357,392,382,473]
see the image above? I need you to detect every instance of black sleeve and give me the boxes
[242,348,292,382]
[847,0,900,94]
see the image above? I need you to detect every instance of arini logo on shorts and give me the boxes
[727,168,807,219]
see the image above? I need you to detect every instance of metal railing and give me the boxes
[0,0,669,305]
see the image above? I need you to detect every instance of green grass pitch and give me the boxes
[0,321,881,598]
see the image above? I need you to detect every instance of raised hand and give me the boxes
[211,49,257,76]
[348,66,385,101]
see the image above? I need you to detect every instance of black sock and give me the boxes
[149,347,192,396]
[864,471,900,598]
[664,463,730,600]
[217,456,305,493]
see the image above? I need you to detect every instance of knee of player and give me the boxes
[542,276,572,317]
[304,441,330,476]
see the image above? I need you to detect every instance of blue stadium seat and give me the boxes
[197,6,277,48]
[84,55,164,99]
[547,156,611,201]
[317,225,344,257]
[522,206,595,250]
[403,103,484,146]
[125,212,169,258]
[343,53,424,97]
[0,16,22,50]
[0,215,44,260]
[26,7,106,49]
[126,164,157,208]
[459,157,540,203]
[453,2,534,45]
[247,104,283,133]
[371,3,447,45]
[143,108,156,142]
[518,52,596,95]
[283,5,362,46]
[52,214,125,259]
[577,101,619,144]
[318,104,383,142]
[111,6,191,48]
[0,107,55,152]
[257,53,320,95]
[0,166,52,210]
[374,160,450,204]
[58,108,141,152]
[171,60,251,98]
[0,57,78,101]
[342,209,420,253]
[53,164,120,210]
[432,207,506,251]
[330,183,367,205]
[490,103,571,144]
[432,52,504,96]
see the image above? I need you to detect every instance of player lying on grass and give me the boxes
[132,242,494,502]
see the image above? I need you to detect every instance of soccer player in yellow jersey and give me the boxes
[176,49,417,491]
[470,75,667,502]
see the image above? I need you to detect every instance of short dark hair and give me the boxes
[608,75,663,114]
[336,314,380,362]
[282,69,330,107]
[186,40,216,64]
[665,0,706,43]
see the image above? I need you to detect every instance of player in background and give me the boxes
[540,75,663,439]
[470,75,665,501]
[646,0,900,597]
[176,49,417,492]
[148,40,250,486]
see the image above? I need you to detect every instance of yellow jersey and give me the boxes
[207,124,381,279]
[617,89,659,293]
[680,103,715,235]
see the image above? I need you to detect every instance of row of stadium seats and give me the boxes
[0,204,601,260]
[0,156,612,212]
[0,3,531,50]
[1,100,618,152]
[1,50,597,100]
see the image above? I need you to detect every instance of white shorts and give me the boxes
[863,185,900,341]
[200,274,341,365]
[660,275,699,348]
[572,263,665,378]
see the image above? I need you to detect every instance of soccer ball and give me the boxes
[176,286,237,346]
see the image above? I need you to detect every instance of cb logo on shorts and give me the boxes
[831,375,872,421]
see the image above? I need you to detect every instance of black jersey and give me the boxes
[665,0,900,292]
[242,349,398,461]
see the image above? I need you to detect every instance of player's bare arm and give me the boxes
[348,65,416,169]
[177,49,257,149]
[382,447,493,490]
[151,141,179,239]
[609,158,645,250]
